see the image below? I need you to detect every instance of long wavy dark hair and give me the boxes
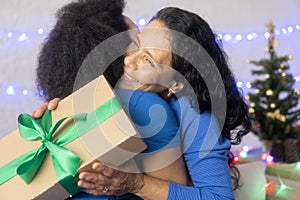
[151,7,251,145]
[36,0,130,101]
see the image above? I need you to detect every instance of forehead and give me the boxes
[138,20,171,51]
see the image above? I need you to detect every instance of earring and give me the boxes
[167,88,174,97]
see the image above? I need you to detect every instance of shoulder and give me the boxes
[117,89,169,109]
[130,91,174,118]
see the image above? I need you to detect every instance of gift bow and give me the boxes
[0,97,122,195]
[18,110,86,193]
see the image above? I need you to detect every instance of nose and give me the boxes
[124,52,138,70]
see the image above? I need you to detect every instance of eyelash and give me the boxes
[131,40,155,67]
[145,57,154,67]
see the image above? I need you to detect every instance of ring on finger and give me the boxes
[102,185,109,193]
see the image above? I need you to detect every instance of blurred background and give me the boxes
[1,0,299,150]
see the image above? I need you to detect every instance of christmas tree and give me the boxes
[247,20,300,143]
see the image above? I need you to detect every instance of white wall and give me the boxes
[1,0,299,149]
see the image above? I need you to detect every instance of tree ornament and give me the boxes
[266,20,275,33]
[266,89,273,96]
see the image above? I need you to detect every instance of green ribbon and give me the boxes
[0,97,122,195]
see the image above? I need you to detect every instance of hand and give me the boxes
[78,161,144,196]
[31,98,61,118]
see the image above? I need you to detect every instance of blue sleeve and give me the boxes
[129,91,180,153]
[116,90,180,153]
[167,98,234,199]
[166,149,234,200]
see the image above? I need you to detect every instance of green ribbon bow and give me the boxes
[0,97,122,195]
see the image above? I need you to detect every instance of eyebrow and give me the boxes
[135,35,157,61]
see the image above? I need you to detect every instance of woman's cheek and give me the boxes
[139,70,158,84]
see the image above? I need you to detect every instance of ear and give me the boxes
[170,81,184,94]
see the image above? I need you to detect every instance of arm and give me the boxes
[77,162,174,200]
[78,91,190,199]
[124,91,189,186]
[78,142,233,200]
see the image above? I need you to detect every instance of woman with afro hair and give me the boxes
[36,0,131,101]
[35,0,189,200]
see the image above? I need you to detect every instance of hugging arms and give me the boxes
[33,0,251,199]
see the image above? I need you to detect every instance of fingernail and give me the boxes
[79,173,84,179]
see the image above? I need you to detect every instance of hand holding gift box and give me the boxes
[0,76,146,199]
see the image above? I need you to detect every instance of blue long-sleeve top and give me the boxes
[167,96,234,200]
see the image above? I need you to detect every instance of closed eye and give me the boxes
[145,56,155,67]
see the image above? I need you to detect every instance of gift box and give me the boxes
[266,162,300,182]
[0,75,146,199]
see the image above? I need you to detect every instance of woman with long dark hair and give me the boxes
[75,7,251,200]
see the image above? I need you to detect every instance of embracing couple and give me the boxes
[32,0,251,199]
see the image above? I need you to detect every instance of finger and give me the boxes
[48,98,61,110]
[78,171,106,184]
[78,180,108,192]
[92,162,105,172]
[92,162,114,177]
[31,103,48,118]
[77,179,95,189]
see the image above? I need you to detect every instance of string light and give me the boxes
[18,33,27,41]
[266,155,274,165]
[7,32,13,38]
[233,156,239,162]
[138,18,146,26]
[37,28,44,35]
[1,84,42,98]
[235,34,243,41]
[287,27,293,33]
[265,181,273,194]
[264,32,271,39]
[281,28,288,34]
[261,152,268,160]
[236,81,243,88]
[0,20,299,98]
[2,78,298,97]
[246,82,252,88]
[242,145,249,152]
[239,150,248,158]
[296,162,300,170]
[22,89,28,95]
[1,21,299,43]
[6,86,15,95]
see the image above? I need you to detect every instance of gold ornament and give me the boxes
[266,109,286,122]
[282,73,286,77]
[266,89,273,96]
[265,20,279,51]
[266,20,275,34]
[265,74,270,79]
[280,64,284,68]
